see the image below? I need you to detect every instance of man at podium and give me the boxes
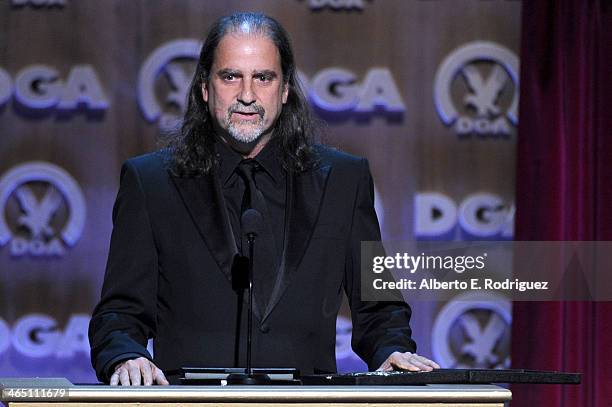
[88,12,439,386]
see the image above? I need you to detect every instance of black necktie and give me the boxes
[235,159,279,311]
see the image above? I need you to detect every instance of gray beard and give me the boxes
[225,117,265,144]
[223,101,267,144]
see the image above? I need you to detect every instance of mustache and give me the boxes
[228,103,265,117]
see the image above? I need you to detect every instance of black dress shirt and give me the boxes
[215,139,286,261]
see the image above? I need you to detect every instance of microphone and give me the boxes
[241,208,263,241]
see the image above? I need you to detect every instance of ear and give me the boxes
[201,82,209,102]
[281,82,289,104]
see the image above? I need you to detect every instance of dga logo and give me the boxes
[414,192,514,239]
[0,314,89,358]
[0,65,108,113]
[0,162,86,257]
[299,0,372,11]
[138,39,201,130]
[434,41,519,138]
[432,293,511,368]
[303,68,405,114]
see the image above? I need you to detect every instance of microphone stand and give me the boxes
[246,231,254,376]
[227,213,271,385]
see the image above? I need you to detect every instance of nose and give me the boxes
[238,78,255,105]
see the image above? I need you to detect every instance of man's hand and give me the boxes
[376,351,441,372]
[110,357,169,386]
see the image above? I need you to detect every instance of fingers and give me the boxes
[152,364,170,385]
[141,359,153,386]
[109,371,119,386]
[377,351,441,372]
[119,364,131,385]
[110,357,167,386]
[127,361,142,386]
[423,356,441,369]
[375,357,394,372]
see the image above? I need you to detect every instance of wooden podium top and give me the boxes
[3,384,511,407]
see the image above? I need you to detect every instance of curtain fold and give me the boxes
[512,1,611,406]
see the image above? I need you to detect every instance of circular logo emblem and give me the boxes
[432,292,511,368]
[137,39,201,128]
[0,162,86,256]
[433,41,519,138]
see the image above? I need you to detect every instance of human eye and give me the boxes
[255,72,275,82]
[218,71,239,82]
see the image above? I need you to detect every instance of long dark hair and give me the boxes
[165,12,317,177]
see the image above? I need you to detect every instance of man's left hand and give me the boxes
[376,351,441,372]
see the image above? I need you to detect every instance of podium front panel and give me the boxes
[4,385,511,407]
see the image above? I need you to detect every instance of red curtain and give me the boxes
[512,1,612,406]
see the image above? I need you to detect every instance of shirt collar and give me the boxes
[254,137,284,184]
[215,137,284,186]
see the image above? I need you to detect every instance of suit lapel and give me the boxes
[261,163,332,323]
[169,171,238,283]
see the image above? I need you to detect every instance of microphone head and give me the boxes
[241,208,263,236]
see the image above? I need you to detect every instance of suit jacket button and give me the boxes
[260,324,270,333]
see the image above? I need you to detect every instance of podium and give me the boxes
[2,384,512,407]
[2,370,581,407]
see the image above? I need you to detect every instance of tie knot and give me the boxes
[237,159,260,181]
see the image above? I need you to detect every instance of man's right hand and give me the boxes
[110,357,169,386]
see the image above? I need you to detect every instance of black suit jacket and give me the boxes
[89,145,416,382]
